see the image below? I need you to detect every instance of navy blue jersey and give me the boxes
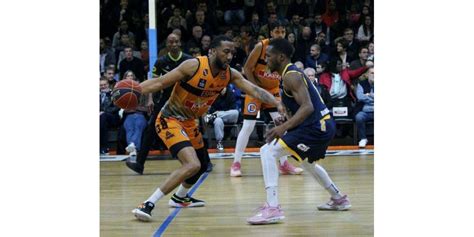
[280,63,331,131]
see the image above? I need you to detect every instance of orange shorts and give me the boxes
[155,114,204,156]
[243,87,281,120]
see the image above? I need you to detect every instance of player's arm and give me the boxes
[140,58,199,94]
[230,68,285,114]
[279,72,315,131]
[242,41,263,85]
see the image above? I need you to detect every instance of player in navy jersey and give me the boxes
[247,38,351,225]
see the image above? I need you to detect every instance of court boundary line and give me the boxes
[152,172,210,237]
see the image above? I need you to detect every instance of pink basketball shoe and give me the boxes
[247,203,285,225]
[279,160,303,175]
[230,162,242,177]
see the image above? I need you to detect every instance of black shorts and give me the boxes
[278,119,336,163]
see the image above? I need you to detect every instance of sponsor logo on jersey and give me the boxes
[184,98,214,111]
[165,131,174,140]
[297,143,310,152]
[203,69,208,76]
[247,103,257,113]
[198,79,207,89]
[180,129,188,138]
[257,70,281,80]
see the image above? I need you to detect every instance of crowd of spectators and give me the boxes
[100,0,375,154]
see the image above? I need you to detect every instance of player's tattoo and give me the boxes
[253,86,276,105]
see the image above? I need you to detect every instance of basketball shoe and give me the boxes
[247,203,285,225]
[317,195,351,211]
[126,142,137,156]
[132,201,155,222]
[126,160,144,175]
[168,194,205,207]
[230,162,242,177]
[279,160,304,175]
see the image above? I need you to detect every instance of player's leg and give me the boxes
[268,111,304,175]
[132,118,202,222]
[247,141,290,224]
[168,122,208,207]
[231,96,260,176]
[301,160,351,211]
[126,110,158,174]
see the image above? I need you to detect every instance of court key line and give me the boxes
[152,172,210,237]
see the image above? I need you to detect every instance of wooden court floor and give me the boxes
[101,155,373,237]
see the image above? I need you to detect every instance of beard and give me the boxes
[215,57,228,70]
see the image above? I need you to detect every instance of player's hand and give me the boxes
[276,102,287,119]
[265,125,287,144]
[274,115,286,126]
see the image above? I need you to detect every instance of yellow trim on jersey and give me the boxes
[277,139,303,162]
[168,51,183,62]
[281,63,292,76]
[319,114,331,132]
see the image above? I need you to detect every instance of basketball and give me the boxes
[111,79,142,110]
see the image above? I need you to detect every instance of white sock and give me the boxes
[266,186,278,207]
[313,163,342,199]
[146,188,164,204]
[175,184,190,198]
[234,119,256,163]
[260,143,291,207]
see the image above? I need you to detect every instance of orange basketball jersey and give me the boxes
[160,56,231,120]
[254,39,281,90]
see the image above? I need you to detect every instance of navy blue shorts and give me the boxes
[278,119,336,163]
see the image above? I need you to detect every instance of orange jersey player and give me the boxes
[231,21,304,177]
[131,35,285,222]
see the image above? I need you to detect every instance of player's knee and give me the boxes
[260,144,272,158]
[183,161,201,177]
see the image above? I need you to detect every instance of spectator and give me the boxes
[315,31,332,55]
[318,59,372,118]
[100,38,116,74]
[367,41,374,61]
[185,25,203,53]
[342,28,360,59]
[188,9,213,36]
[248,12,262,37]
[121,71,149,159]
[112,20,135,49]
[310,13,328,40]
[359,4,373,26]
[293,26,313,62]
[100,78,120,155]
[103,65,119,89]
[263,0,285,23]
[167,16,188,42]
[286,32,298,62]
[189,47,202,57]
[230,36,247,70]
[119,46,145,81]
[355,67,374,148]
[294,61,304,70]
[356,15,373,43]
[167,7,187,30]
[334,39,354,69]
[114,33,132,60]
[258,13,278,38]
[206,85,240,152]
[287,14,304,41]
[286,0,309,19]
[239,25,253,54]
[200,35,211,56]
[224,0,245,26]
[305,44,330,70]
[350,46,369,70]
[322,0,339,27]
[140,40,149,73]
[304,66,332,108]
[117,44,142,69]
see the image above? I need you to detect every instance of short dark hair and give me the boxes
[269,20,287,32]
[210,35,233,49]
[268,38,294,59]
